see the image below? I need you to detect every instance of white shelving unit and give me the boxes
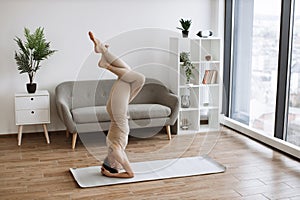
[169,37,222,134]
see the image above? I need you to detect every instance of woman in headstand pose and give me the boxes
[89,31,145,178]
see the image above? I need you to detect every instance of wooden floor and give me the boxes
[0,127,299,200]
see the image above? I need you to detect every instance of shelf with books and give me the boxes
[169,37,222,134]
[201,69,218,85]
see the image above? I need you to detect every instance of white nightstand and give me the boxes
[15,90,50,146]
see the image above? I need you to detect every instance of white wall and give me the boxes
[0,0,221,134]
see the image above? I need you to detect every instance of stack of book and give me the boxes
[202,70,218,84]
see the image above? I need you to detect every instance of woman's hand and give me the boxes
[101,166,134,178]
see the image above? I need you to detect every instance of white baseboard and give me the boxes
[221,116,300,159]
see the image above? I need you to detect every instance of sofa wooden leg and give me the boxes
[72,132,78,149]
[66,130,70,138]
[166,125,171,140]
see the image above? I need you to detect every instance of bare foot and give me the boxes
[88,31,107,53]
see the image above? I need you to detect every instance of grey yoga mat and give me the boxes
[70,155,226,188]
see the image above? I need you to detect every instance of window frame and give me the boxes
[274,0,295,140]
[223,0,299,157]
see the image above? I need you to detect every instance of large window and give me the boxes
[224,0,300,150]
[287,0,300,146]
[230,0,281,136]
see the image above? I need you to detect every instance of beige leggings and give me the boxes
[102,50,145,151]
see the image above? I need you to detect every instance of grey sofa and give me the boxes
[55,78,179,149]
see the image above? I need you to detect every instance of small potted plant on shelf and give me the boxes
[180,52,195,84]
[177,18,192,38]
[14,27,56,93]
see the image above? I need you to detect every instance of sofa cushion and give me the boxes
[72,106,110,124]
[71,104,171,124]
[128,104,171,120]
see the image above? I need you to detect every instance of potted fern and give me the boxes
[14,27,56,93]
[177,18,192,38]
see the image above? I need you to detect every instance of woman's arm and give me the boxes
[101,167,134,178]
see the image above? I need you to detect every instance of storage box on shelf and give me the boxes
[169,37,222,134]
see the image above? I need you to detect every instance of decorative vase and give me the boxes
[180,118,190,130]
[181,95,190,108]
[26,83,37,93]
[205,55,212,61]
[182,30,189,38]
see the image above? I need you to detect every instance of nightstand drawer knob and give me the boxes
[31,111,34,114]
[31,98,34,101]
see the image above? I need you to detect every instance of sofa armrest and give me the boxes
[57,101,77,133]
[155,92,179,125]
[55,84,77,133]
